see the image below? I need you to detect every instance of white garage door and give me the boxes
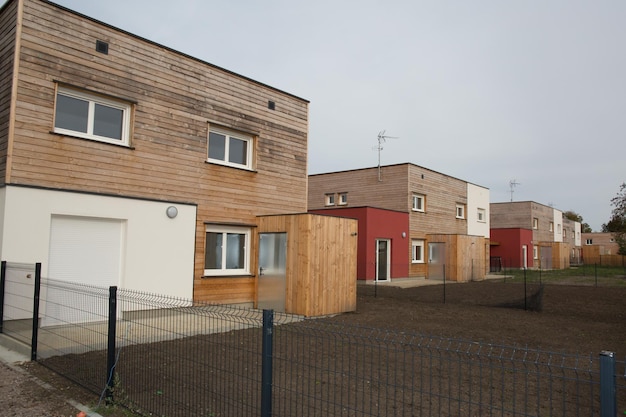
[45,215,123,325]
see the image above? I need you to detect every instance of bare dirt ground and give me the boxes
[2,280,625,416]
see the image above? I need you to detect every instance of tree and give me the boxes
[602,183,626,255]
[563,210,592,233]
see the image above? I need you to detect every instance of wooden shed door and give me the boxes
[257,233,287,312]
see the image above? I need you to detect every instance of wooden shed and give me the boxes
[257,214,358,316]
[427,234,488,282]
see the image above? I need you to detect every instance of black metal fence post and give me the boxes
[106,286,118,403]
[595,263,598,287]
[31,263,41,361]
[599,351,616,417]
[261,309,274,417]
[442,265,446,304]
[0,261,6,333]
[523,268,527,311]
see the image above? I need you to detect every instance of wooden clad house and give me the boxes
[0,0,356,315]
[308,163,490,283]
[490,201,582,270]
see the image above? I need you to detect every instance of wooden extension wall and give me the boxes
[427,234,487,282]
[0,0,17,184]
[258,214,358,317]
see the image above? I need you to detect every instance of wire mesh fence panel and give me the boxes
[1,263,37,345]
[4,274,622,417]
[271,320,603,417]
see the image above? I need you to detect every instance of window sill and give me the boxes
[201,274,255,279]
[205,160,257,173]
[50,131,134,149]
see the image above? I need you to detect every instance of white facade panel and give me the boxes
[574,222,582,247]
[0,186,196,299]
[553,208,563,243]
[466,183,490,238]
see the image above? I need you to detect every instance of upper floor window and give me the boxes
[533,246,538,259]
[477,208,486,222]
[204,225,250,276]
[325,193,335,206]
[532,218,538,229]
[54,86,132,146]
[557,224,562,234]
[563,229,567,238]
[412,194,425,212]
[549,222,554,232]
[208,128,253,170]
[338,192,348,205]
[456,204,465,219]
[585,239,593,245]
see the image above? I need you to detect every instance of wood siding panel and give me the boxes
[308,165,409,212]
[0,0,17,184]
[10,0,309,304]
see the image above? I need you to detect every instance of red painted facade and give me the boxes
[309,207,409,281]
[490,228,534,269]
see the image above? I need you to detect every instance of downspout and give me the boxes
[5,0,24,184]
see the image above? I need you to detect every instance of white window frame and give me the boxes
[533,246,538,259]
[207,127,254,170]
[477,208,486,223]
[338,192,348,206]
[54,86,132,146]
[325,193,336,206]
[533,218,538,229]
[549,222,554,232]
[456,204,465,219]
[204,225,251,276]
[412,194,425,212]
[412,239,425,263]
[585,239,593,245]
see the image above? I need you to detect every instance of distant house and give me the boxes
[308,163,490,283]
[490,202,581,269]
[581,232,621,265]
[0,0,356,316]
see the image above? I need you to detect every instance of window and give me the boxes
[412,240,425,263]
[412,194,425,212]
[549,222,554,232]
[456,204,465,219]
[325,193,335,206]
[533,246,538,259]
[338,192,348,205]
[557,224,562,234]
[563,229,567,238]
[585,239,593,245]
[208,128,253,170]
[532,218,538,229]
[477,208,486,222]
[54,86,131,146]
[204,226,250,276]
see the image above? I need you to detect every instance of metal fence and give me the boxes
[1,261,625,416]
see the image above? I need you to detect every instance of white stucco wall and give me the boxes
[0,186,196,298]
[466,183,490,238]
[574,222,582,246]
[553,208,563,243]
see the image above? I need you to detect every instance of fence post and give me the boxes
[595,263,598,288]
[442,265,446,304]
[599,351,616,417]
[524,268,527,311]
[106,286,118,403]
[0,261,6,333]
[31,263,42,361]
[261,309,274,417]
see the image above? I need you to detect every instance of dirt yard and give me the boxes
[7,280,626,416]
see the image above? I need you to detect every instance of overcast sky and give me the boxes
[22,1,626,230]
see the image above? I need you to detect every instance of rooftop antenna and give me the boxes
[374,130,398,181]
[509,179,520,202]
